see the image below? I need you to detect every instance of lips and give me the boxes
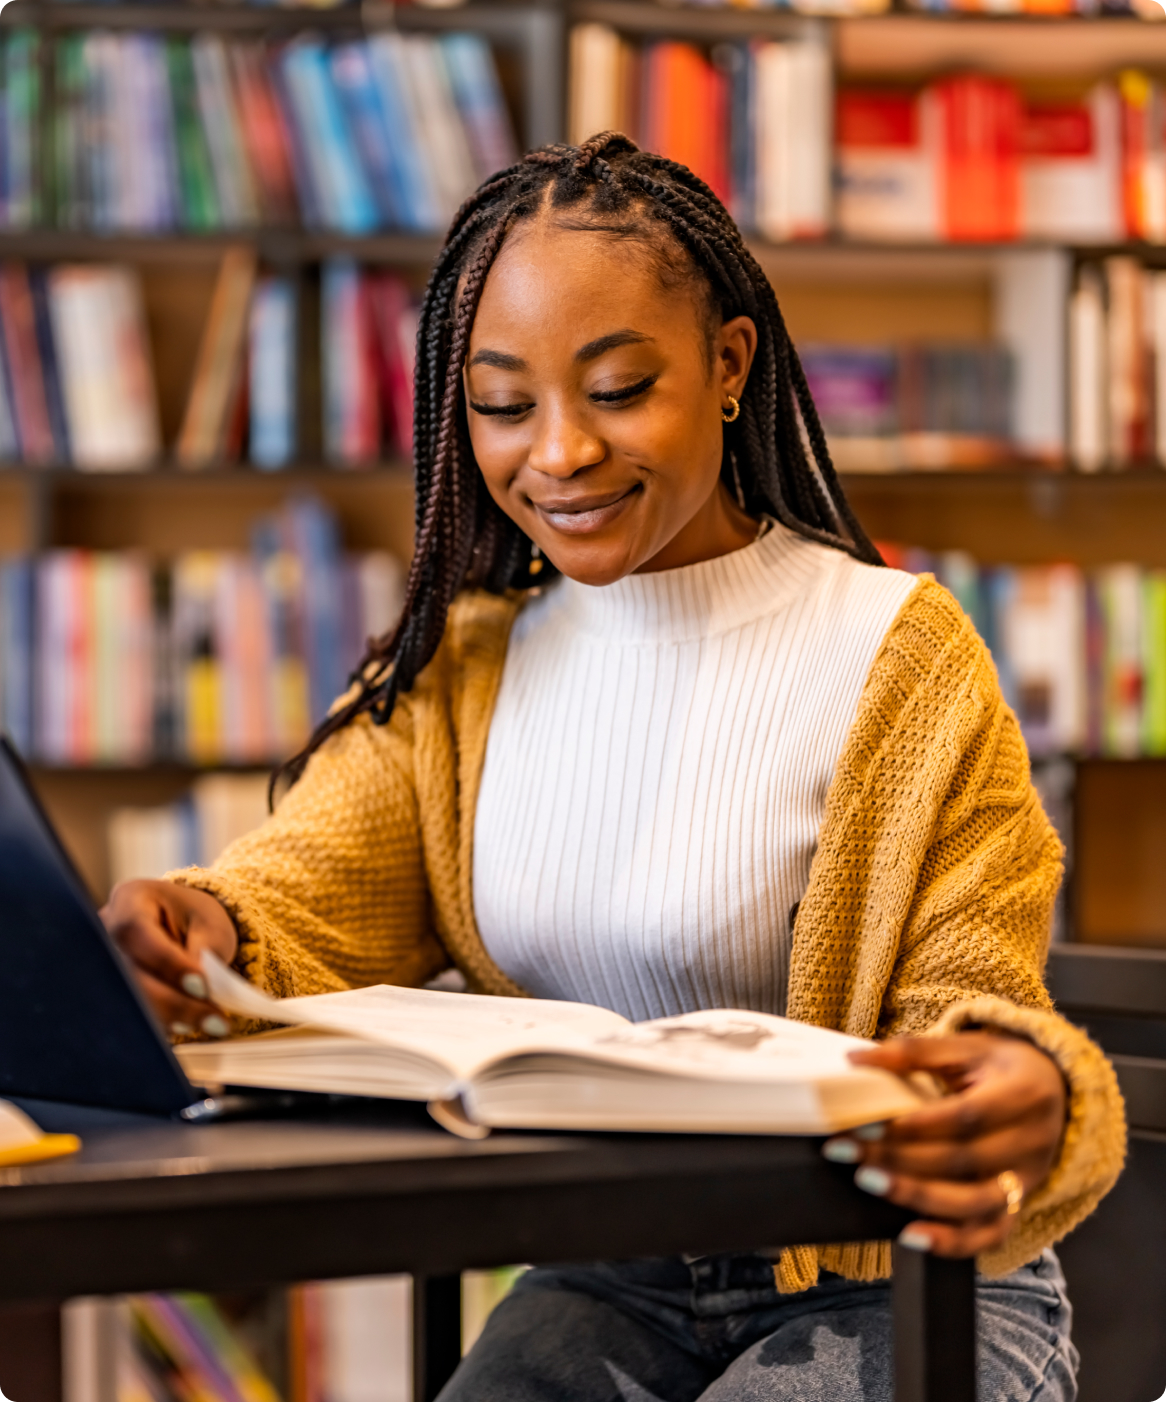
[530,485,640,535]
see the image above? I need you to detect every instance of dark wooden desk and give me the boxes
[0,1103,975,1402]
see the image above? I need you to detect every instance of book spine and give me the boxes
[167,37,221,230]
[249,274,297,470]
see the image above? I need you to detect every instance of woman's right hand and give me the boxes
[100,880,239,1038]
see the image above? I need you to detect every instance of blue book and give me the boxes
[279,40,377,234]
[365,33,443,232]
[284,495,344,725]
[438,33,518,185]
[28,268,69,463]
[0,556,34,757]
[328,41,407,229]
[249,275,297,470]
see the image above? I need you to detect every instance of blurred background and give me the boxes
[0,0,1163,1399]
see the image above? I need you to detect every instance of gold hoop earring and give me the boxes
[529,542,543,577]
[721,395,740,424]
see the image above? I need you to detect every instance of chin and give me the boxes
[543,536,641,588]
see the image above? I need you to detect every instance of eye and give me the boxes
[469,400,533,419]
[590,375,658,406]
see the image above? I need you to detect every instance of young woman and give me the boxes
[104,134,1124,1402]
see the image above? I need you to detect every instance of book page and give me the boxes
[546,1008,884,1083]
[201,953,631,1082]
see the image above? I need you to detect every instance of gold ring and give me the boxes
[721,395,740,424]
[998,1170,1024,1216]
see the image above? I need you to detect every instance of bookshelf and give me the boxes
[0,0,1163,927]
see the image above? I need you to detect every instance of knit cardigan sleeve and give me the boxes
[782,577,1126,1289]
[168,699,448,1000]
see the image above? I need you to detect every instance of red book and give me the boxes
[0,263,55,463]
[367,273,416,461]
[935,76,1022,242]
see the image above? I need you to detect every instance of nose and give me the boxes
[526,401,605,479]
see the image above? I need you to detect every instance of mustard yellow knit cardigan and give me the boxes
[173,576,1126,1291]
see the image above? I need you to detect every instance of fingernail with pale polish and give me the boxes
[855,1122,886,1142]
[855,1166,892,1196]
[898,1228,933,1252]
[201,1014,230,1038]
[170,1022,194,1037]
[182,973,208,1001]
[822,1139,861,1164]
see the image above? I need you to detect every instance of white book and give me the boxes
[786,38,832,240]
[108,804,193,887]
[177,956,928,1137]
[1001,566,1085,757]
[835,89,941,242]
[192,35,259,226]
[993,249,1070,463]
[1152,272,1166,469]
[48,265,162,470]
[1106,256,1146,466]
[1069,268,1107,472]
[568,23,622,147]
[1021,84,1122,244]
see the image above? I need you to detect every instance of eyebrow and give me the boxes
[467,329,655,373]
[468,349,527,371]
[575,330,654,362]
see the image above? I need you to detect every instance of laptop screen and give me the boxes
[0,737,195,1115]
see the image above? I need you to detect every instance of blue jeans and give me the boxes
[439,1249,1077,1401]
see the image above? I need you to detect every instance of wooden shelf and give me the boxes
[0,232,1156,278]
[841,471,1166,566]
[0,230,445,265]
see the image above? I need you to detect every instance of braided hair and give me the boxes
[281,132,881,787]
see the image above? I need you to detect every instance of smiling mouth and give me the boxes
[531,485,641,535]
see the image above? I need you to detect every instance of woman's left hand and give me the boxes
[823,1031,1068,1258]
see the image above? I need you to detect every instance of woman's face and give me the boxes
[464,222,758,586]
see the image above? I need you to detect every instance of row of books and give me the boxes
[0,254,418,469]
[67,1272,524,1402]
[903,0,1154,12]
[1069,257,1166,472]
[571,27,1165,245]
[0,496,407,766]
[884,546,1166,759]
[1,28,516,234]
[802,342,1015,472]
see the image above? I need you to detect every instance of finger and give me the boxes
[851,1037,985,1078]
[853,1164,1019,1222]
[115,916,209,996]
[857,1124,1055,1182]
[877,1077,1057,1144]
[898,1215,1015,1259]
[135,970,233,1039]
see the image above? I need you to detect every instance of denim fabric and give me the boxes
[438,1249,1077,1402]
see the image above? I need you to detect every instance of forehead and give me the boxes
[468,222,703,354]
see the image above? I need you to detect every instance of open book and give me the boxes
[175,956,927,1137]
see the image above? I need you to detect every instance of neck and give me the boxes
[635,478,757,574]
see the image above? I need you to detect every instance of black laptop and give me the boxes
[0,735,198,1116]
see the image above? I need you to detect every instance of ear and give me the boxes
[715,316,757,400]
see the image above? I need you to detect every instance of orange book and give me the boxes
[1118,70,1154,241]
[643,43,727,203]
[176,246,257,468]
[936,76,1022,242]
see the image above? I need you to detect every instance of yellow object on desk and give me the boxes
[0,1099,80,1168]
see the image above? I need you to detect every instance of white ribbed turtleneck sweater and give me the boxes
[472,523,918,1022]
